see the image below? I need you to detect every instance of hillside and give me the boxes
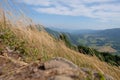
[0,17,120,80]
[0,1,120,80]
[47,28,120,54]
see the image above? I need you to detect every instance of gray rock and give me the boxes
[44,57,78,70]
[0,57,114,80]
[49,75,73,80]
[44,67,79,78]
[44,57,80,79]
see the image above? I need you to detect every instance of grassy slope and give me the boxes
[0,0,119,78]
[0,23,120,79]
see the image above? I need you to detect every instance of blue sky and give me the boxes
[6,0,120,29]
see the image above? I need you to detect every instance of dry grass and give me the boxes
[0,24,119,80]
[0,1,120,79]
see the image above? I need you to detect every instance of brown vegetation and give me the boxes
[0,0,120,80]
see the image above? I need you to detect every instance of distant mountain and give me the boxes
[45,28,60,39]
[69,28,120,54]
[49,27,98,34]
[46,28,120,55]
[96,28,120,42]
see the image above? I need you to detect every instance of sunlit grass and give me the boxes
[0,0,120,79]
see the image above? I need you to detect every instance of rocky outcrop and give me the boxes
[0,40,114,80]
[0,56,113,80]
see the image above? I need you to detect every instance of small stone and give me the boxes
[6,47,13,53]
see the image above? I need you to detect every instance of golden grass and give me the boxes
[0,1,120,79]
[0,24,119,80]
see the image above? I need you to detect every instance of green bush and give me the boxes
[77,45,120,66]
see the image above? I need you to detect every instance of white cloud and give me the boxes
[83,0,116,3]
[19,0,120,21]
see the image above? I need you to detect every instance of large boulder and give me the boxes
[0,57,114,80]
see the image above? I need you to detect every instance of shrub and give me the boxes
[77,45,120,66]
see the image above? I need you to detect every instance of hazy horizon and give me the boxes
[46,26,120,30]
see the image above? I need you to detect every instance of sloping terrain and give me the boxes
[0,21,120,79]
[0,0,120,80]
[47,28,120,54]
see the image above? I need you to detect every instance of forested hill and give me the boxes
[46,27,120,54]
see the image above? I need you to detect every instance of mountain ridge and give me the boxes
[45,27,120,54]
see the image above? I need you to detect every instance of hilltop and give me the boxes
[0,1,120,80]
[0,19,120,80]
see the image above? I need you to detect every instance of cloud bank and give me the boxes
[19,0,120,21]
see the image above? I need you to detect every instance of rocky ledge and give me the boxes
[0,56,113,80]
